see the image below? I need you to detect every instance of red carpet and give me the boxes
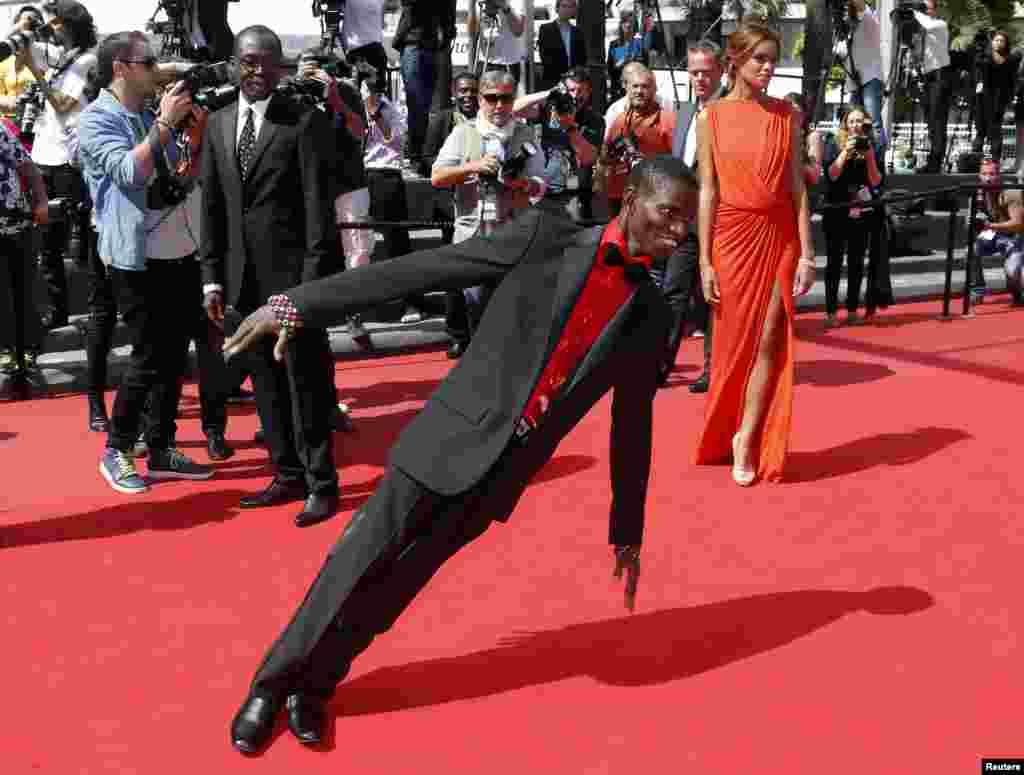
[1,298,1022,773]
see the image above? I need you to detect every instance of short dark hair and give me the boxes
[95,30,146,89]
[16,5,43,24]
[687,40,723,63]
[453,71,478,87]
[234,24,283,60]
[42,0,98,50]
[625,155,698,196]
[562,66,591,85]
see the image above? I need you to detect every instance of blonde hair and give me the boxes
[836,104,869,150]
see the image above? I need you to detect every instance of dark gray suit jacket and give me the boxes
[200,95,337,311]
[288,208,669,546]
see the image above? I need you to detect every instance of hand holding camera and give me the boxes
[158,80,194,129]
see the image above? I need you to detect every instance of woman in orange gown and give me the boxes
[693,20,816,485]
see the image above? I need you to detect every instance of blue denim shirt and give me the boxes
[78,89,176,271]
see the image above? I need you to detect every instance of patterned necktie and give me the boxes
[237,107,255,181]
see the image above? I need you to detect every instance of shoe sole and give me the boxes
[147,469,215,481]
[99,461,149,494]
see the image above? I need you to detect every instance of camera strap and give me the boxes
[45,47,84,87]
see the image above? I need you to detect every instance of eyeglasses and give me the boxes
[118,57,158,68]
[480,93,515,105]
[235,58,277,75]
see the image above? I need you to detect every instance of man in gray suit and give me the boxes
[660,40,724,391]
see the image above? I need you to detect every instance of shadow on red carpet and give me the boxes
[0,488,250,550]
[324,587,933,720]
[784,426,971,483]
[795,359,896,387]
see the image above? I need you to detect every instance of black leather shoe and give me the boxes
[295,493,339,528]
[87,393,109,432]
[239,478,307,509]
[253,428,265,445]
[207,432,234,461]
[285,693,326,745]
[330,404,354,433]
[231,694,282,754]
[446,340,467,359]
[688,371,710,394]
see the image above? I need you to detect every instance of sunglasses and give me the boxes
[119,57,158,68]
[480,93,515,105]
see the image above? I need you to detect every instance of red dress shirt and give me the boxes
[518,219,651,435]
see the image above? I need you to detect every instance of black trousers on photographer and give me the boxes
[824,209,871,315]
[107,256,201,452]
[367,167,427,314]
[36,163,88,323]
[0,220,43,361]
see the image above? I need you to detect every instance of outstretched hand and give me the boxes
[613,546,641,612]
[701,265,720,306]
[222,305,288,362]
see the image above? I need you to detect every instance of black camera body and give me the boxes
[606,132,642,169]
[16,82,45,141]
[545,87,576,118]
[181,62,232,95]
[479,141,539,189]
[46,197,72,224]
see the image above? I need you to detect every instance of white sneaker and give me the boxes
[400,308,423,324]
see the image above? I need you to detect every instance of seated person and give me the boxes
[971,157,1024,305]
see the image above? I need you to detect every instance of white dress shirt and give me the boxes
[236,93,272,148]
[484,0,526,65]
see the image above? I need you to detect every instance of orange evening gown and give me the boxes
[693,97,800,482]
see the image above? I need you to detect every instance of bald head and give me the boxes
[623,63,657,113]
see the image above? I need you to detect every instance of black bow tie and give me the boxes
[603,244,650,284]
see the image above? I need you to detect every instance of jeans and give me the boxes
[974,233,1024,301]
[856,78,885,142]
[108,259,198,452]
[400,46,438,161]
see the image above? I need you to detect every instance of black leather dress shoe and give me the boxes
[253,428,265,445]
[207,432,234,461]
[688,371,710,394]
[446,340,467,360]
[231,694,282,754]
[239,478,307,509]
[295,493,339,528]
[285,693,326,745]
[330,404,354,433]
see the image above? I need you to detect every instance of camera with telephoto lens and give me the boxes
[46,197,71,224]
[606,131,642,169]
[15,82,45,142]
[545,86,576,119]
[0,23,52,61]
[479,141,539,189]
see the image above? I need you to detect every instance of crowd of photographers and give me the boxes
[1,0,1023,504]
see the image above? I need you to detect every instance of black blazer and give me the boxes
[200,95,337,311]
[287,208,669,545]
[536,20,585,91]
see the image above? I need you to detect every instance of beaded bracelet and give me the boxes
[268,294,304,338]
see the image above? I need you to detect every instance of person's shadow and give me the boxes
[323,587,932,723]
[0,430,16,442]
[0,488,249,550]
[785,426,971,483]
[795,360,896,387]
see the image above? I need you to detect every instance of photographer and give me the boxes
[971,30,1020,166]
[0,114,49,386]
[601,63,675,217]
[913,0,953,173]
[78,30,213,494]
[967,158,1024,306]
[840,0,884,134]
[341,0,389,97]
[392,0,456,165]
[822,105,885,327]
[0,6,45,123]
[23,0,98,329]
[431,70,544,334]
[538,66,603,222]
[468,0,526,83]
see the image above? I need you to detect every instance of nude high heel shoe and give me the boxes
[732,433,756,487]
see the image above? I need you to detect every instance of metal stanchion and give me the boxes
[962,188,978,317]
[940,196,959,319]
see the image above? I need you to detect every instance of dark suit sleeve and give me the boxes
[200,113,227,289]
[297,108,338,284]
[288,210,545,329]
[606,300,664,547]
